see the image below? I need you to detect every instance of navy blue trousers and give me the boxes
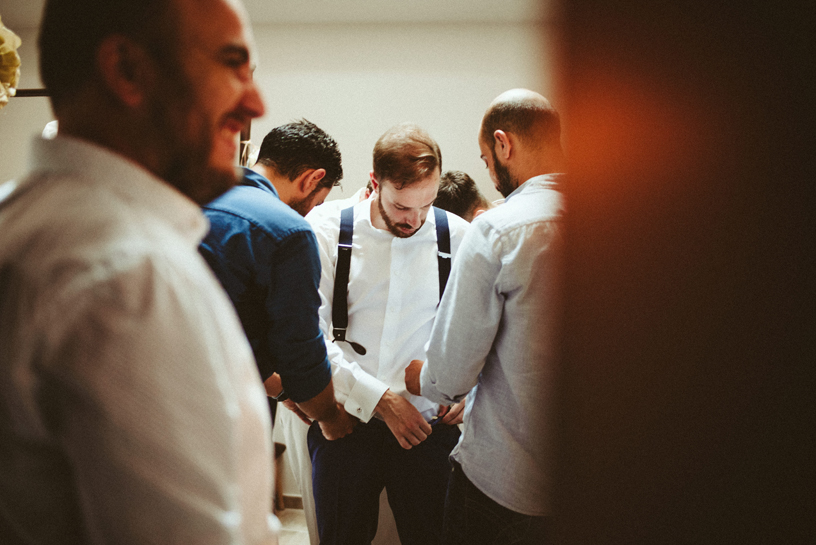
[308,418,460,545]
[442,460,550,545]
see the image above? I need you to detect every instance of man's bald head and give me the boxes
[39,0,177,113]
[480,89,562,151]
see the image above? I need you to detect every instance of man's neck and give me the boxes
[512,153,565,188]
[253,164,295,206]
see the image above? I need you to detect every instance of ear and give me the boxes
[96,35,155,109]
[493,130,513,162]
[369,171,379,193]
[296,168,326,196]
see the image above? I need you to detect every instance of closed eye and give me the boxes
[219,45,250,69]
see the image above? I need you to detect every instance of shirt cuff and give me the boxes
[344,373,389,422]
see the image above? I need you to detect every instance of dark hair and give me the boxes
[256,119,343,190]
[39,0,174,112]
[434,171,489,220]
[373,123,441,189]
[480,98,561,149]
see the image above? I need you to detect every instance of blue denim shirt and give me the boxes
[200,168,331,403]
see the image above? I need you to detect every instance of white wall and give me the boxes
[0,21,555,200]
[250,21,554,202]
[0,27,53,183]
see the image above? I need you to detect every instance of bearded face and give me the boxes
[491,146,518,198]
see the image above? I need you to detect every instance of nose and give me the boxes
[406,209,421,228]
[241,80,266,120]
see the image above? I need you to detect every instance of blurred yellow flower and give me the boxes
[0,15,23,110]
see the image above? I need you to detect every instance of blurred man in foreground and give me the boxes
[0,0,278,542]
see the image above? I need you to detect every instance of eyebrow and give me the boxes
[395,198,436,209]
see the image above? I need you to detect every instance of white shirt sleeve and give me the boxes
[311,216,388,423]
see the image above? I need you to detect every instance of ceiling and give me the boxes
[2,0,552,31]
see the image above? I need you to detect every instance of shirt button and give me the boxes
[357,408,362,413]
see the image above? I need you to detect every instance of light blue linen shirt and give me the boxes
[419,173,565,516]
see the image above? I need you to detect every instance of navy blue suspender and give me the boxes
[331,205,451,354]
[331,206,358,351]
[433,206,451,300]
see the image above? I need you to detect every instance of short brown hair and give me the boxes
[435,170,489,221]
[373,123,442,189]
[480,98,561,149]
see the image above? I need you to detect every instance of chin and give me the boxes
[185,167,239,205]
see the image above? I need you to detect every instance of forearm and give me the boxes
[269,230,333,402]
[295,376,357,441]
[295,380,341,422]
[420,225,502,403]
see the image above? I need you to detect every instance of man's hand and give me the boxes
[316,402,356,440]
[404,359,424,396]
[263,373,284,398]
[440,401,465,425]
[376,389,432,449]
[281,399,313,426]
[273,379,355,439]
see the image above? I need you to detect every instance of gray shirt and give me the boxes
[419,173,565,516]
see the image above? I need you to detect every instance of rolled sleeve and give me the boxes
[266,229,332,403]
[420,221,503,403]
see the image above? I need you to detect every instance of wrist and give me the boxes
[375,389,396,415]
[272,389,289,402]
[319,402,346,423]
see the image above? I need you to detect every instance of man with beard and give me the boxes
[0,0,278,543]
[405,89,566,544]
[306,123,469,545]
[200,119,355,436]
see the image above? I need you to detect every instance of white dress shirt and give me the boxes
[419,174,565,516]
[0,136,279,544]
[306,186,368,221]
[308,197,469,423]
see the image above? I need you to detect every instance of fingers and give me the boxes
[377,389,434,449]
[282,399,313,425]
[441,402,465,425]
[395,424,429,449]
[396,415,433,449]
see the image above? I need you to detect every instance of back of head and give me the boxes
[373,123,441,189]
[435,170,489,222]
[480,89,562,152]
[256,119,343,190]
[39,0,173,114]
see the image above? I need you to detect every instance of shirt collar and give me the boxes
[240,166,280,198]
[28,135,210,245]
[505,173,565,202]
